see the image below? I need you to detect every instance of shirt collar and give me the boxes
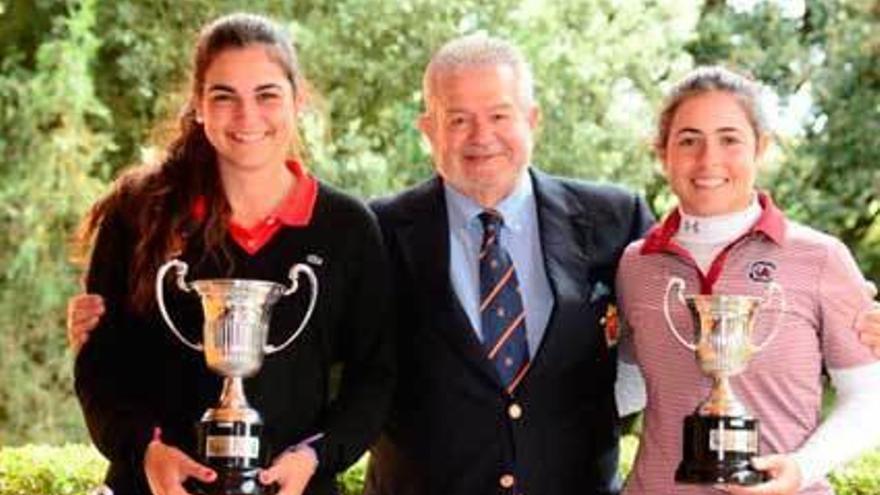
[191,159,318,227]
[272,160,318,226]
[641,190,786,255]
[443,168,533,233]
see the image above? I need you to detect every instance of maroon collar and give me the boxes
[262,159,318,227]
[189,160,318,255]
[641,191,786,256]
[191,160,318,227]
[638,191,786,294]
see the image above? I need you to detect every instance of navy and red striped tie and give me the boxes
[478,210,529,393]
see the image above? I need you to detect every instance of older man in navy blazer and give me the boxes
[365,35,654,495]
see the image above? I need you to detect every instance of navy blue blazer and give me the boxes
[365,169,654,495]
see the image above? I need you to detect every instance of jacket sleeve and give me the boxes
[313,208,396,475]
[74,208,157,474]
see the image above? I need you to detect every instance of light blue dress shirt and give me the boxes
[444,170,554,357]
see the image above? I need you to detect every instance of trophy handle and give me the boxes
[265,263,318,355]
[753,281,786,352]
[155,259,203,352]
[664,277,697,351]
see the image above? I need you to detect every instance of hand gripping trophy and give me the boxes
[156,259,318,495]
[664,277,784,485]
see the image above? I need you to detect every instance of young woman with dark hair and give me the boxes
[74,13,394,495]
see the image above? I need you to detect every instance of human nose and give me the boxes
[696,139,721,168]
[469,117,494,144]
[233,97,260,125]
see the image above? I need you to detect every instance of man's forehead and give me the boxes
[442,102,517,115]
[430,66,522,103]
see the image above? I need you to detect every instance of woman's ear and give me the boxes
[193,97,205,124]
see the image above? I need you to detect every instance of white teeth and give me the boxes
[692,178,726,188]
[232,132,266,143]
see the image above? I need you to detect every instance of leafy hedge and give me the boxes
[0,444,106,495]
[829,449,880,495]
[1,439,878,495]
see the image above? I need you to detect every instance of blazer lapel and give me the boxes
[392,178,501,387]
[530,170,594,363]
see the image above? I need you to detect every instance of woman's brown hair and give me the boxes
[654,65,771,154]
[77,12,304,313]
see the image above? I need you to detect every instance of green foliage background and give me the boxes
[1,439,879,495]
[0,0,877,467]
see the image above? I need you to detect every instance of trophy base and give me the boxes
[192,416,275,495]
[675,414,766,486]
[675,459,765,485]
[185,468,278,495]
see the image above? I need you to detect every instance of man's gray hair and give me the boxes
[423,34,535,110]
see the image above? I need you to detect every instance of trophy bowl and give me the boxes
[194,279,287,378]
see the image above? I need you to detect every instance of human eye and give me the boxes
[209,92,235,104]
[491,111,510,122]
[720,134,743,146]
[677,136,698,147]
[256,90,282,102]
[447,115,470,129]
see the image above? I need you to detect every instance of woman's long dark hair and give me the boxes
[77,12,304,314]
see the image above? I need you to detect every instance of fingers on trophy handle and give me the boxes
[266,263,319,355]
[664,277,697,351]
[754,281,786,352]
[156,259,203,352]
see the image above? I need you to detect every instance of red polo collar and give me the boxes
[639,191,786,294]
[191,160,318,254]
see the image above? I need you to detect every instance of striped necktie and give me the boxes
[478,210,530,393]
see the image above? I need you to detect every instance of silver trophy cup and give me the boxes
[664,277,784,485]
[156,259,318,495]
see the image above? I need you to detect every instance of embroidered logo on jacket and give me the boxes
[748,260,776,283]
[601,304,620,347]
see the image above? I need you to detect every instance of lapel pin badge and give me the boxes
[590,281,611,303]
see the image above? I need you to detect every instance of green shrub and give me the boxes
[829,449,880,495]
[338,455,368,495]
[2,440,877,495]
[0,445,367,495]
[0,444,106,495]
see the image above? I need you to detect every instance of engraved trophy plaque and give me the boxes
[664,277,784,485]
[156,259,318,495]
